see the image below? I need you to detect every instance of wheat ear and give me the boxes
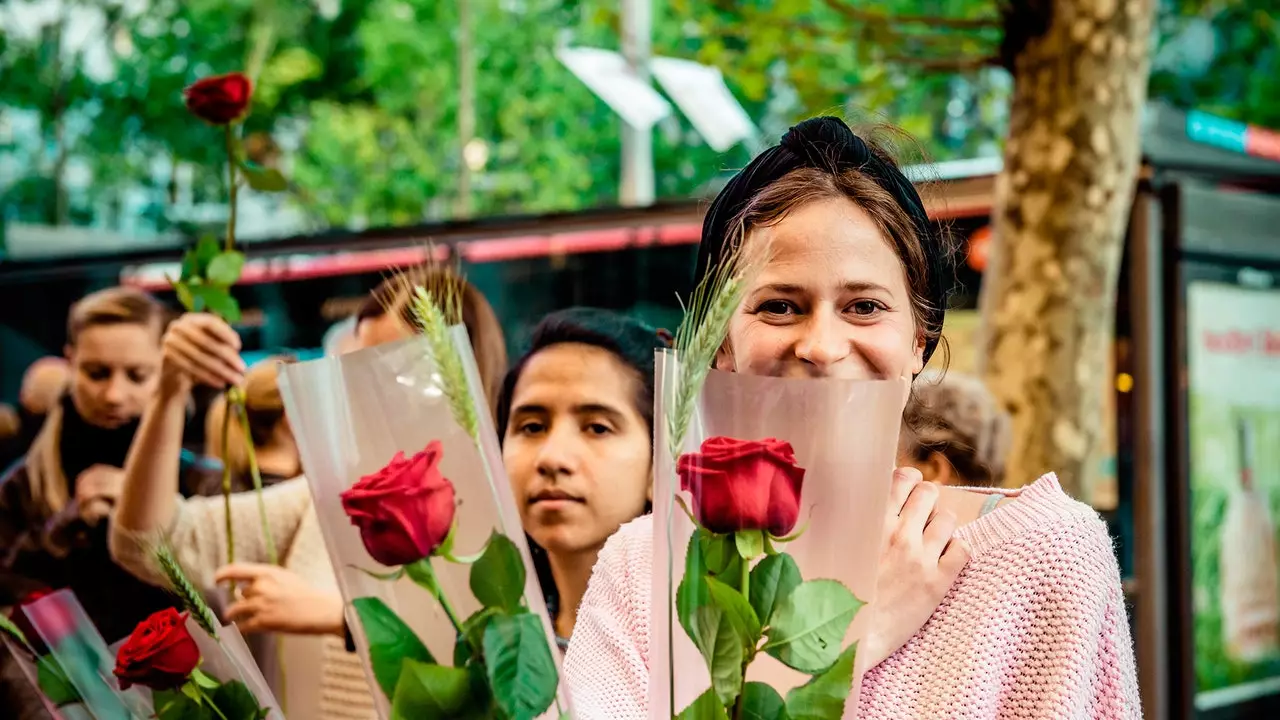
[155,544,220,638]
[410,281,479,440]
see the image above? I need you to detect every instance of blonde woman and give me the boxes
[898,371,1012,488]
[109,269,508,720]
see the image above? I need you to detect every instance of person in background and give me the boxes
[898,371,1012,488]
[203,355,300,488]
[109,267,507,720]
[0,288,180,641]
[496,308,669,650]
[0,358,71,472]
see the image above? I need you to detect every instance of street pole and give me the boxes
[619,0,654,207]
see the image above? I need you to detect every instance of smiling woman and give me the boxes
[496,308,670,648]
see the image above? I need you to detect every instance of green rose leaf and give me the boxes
[193,236,220,276]
[677,532,711,644]
[190,668,220,690]
[456,606,500,666]
[154,688,211,720]
[239,162,288,193]
[691,605,745,707]
[470,532,526,612]
[211,678,269,720]
[741,682,789,720]
[189,285,241,323]
[0,614,27,646]
[36,656,79,706]
[675,687,730,720]
[482,612,560,719]
[700,531,739,578]
[704,576,761,649]
[391,659,472,718]
[734,530,764,561]
[764,579,863,674]
[353,596,435,699]
[750,553,802,627]
[206,250,246,286]
[784,643,858,720]
[171,279,197,313]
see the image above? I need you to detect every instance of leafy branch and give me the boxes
[819,0,1002,30]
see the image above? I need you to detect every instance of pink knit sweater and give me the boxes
[563,474,1141,719]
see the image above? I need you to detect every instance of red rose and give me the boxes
[677,436,806,536]
[9,589,54,653]
[112,609,200,691]
[340,441,457,567]
[183,73,252,125]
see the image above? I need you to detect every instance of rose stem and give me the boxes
[233,393,278,564]
[733,532,751,720]
[220,400,236,593]
[425,564,465,635]
[223,124,237,253]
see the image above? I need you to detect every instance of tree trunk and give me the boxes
[978,0,1155,499]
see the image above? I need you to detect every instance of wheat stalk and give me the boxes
[155,544,220,638]
[410,281,479,440]
[666,235,762,459]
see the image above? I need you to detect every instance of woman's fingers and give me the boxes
[938,537,972,580]
[166,331,242,387]
[922,509,957,559]
[888,467,923,517]
[225,597,261,624]
[897,479,939,536]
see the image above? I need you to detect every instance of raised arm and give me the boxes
[114,314,245,538]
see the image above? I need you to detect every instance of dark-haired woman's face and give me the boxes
[502,343,651,557]
[717,197,925,380]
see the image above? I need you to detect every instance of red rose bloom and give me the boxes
[9,588,54,653]
[340,441,457,567]
[677,436,805,536]
[183,73,252,125]
[112,609,201,691]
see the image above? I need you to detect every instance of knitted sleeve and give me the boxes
[999,513,1142,719]
[110,477,312,594]
[564,515,653,720]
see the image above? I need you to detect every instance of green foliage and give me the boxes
[391,660,473,718]
[764,580,863,674]
[36,657,80,707]
[784,644,859,720]
[469,532,526,613]
[676,688,731,720]
[482,613,560,720]
[353,596,436,699]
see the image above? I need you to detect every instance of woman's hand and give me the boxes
[859,468,970,672]
[215,563,345,637]
[159,313,245,397]
[75,464,125,524]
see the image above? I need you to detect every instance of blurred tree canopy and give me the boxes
[0,0,1273,237]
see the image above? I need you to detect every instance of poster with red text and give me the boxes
[1188,281,1280,711]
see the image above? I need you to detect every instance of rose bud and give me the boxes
[183,72,253,125]
[677,436,805,537]
[112,608,201,691]
[340,441,458,567]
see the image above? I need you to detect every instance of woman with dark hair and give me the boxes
[564,118,1139,718]
[496,308,669,650]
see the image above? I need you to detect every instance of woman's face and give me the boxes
[67,323,163,429]
[503,343,652,557]
[719,196,925,381]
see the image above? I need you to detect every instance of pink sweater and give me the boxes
[563,474,1141,719]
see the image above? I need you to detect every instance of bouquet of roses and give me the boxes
[279,274,569,719]
[649,262,907,720]
[108,546,281,720]
[3,589,152,720]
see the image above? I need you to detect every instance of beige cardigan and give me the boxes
[110,478,376,720]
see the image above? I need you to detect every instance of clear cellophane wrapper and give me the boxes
[649,349,907,719]
[21,590,152,720]
[280,328,569,718]
[2,634,94,720]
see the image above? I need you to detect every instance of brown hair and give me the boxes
[66,287,168,345]
[731,163,941,358]
[357,267,508,414]
[204,355,293,479]
[900,371,1011,487]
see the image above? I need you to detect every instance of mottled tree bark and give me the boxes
[978,0,1155,499]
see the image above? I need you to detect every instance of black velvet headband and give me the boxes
[695,116,950,365]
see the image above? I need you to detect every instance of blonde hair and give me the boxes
[204,355,292,478]
[67,287,168,345]
[901,371,1011,487]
